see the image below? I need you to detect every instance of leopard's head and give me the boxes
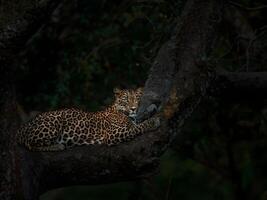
[113,87,143,119]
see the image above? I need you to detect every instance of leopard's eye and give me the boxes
[136,95,141,101]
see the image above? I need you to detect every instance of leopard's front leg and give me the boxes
[106,117,160,145]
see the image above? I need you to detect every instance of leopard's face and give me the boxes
[113,87,143,119]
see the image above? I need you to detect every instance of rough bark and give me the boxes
[0,62,19,200]
[136,0,223,122]
[17,131,167,199]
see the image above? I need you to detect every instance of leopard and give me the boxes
[16,87,160,151]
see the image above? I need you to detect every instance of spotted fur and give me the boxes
[16,88,160,151]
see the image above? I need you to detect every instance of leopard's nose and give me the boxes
[130,107,136,111]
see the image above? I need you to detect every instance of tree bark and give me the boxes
[136,0,223,122]
[0,62,19,200]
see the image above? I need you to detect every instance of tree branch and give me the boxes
[18,130,167,198]
[136,0,223,122]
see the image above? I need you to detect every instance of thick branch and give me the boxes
[136,0,223,122]
[18,129,167,199]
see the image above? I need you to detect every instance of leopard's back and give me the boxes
[17,108,108,149]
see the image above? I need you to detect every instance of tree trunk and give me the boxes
[0,0,61,199]
[0,61,19,199]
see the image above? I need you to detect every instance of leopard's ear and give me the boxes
[137,87,143,93]
[113,87,122,95]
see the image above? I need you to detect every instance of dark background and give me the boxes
[13,0,267,199]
